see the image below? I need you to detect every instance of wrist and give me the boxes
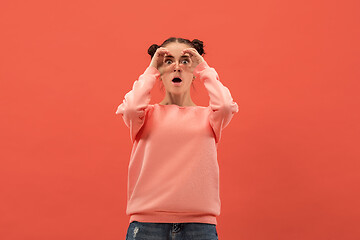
[193,61,209,77]
[144,66,161,76]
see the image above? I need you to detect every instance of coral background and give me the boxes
[1,0,359,239]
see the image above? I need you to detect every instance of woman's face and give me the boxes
[158,42,194,93]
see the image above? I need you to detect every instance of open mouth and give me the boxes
[172,77,182,83]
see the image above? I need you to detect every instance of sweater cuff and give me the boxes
[144,66,161,77]
[193,61,210,78]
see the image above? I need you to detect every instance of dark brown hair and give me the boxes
[148,37,205,59]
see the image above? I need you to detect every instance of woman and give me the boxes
[116,37,239,240]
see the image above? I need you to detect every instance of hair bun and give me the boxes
[191,39,205,56]
[148,44,160,58]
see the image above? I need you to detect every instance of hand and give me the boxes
[181,48,205,72]
[149,47,170,72]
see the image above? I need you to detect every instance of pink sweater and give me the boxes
[115,61,239,225]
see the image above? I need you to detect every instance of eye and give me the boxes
[181,59,189,64]
[165,59,172,64]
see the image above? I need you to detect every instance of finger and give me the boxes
[183,49,201,63]
[181,48,193,56]
[159,49,170,57]
[182,48,197,55]
[159,47,170,53]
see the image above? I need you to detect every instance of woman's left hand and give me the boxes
[181,48,205,72]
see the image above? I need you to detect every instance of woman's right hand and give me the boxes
[149,47,170,72]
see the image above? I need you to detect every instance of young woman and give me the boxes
[116,37,239,240]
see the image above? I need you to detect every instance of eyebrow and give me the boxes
[164,55,190,59]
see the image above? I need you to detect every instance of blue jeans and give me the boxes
[125,221,218,240]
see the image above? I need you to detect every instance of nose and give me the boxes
[173,62,181,72]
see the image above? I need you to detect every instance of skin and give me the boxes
[149,42,205,107]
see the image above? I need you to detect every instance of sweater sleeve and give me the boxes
[193,61,239,143]
[115,66,160,143]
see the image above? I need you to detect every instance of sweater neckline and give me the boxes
[155,103,206,109]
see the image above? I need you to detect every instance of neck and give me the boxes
[160,91,196,107]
